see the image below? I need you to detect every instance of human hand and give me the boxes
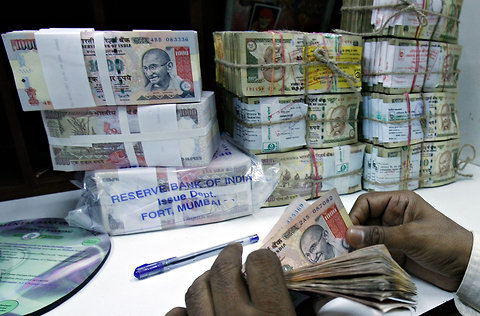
[346,190,473,292]
[166,243,296,316]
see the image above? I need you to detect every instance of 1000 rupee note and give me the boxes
[260,188,353,271]
[2,31,53,111]
[284,244,417,313]
[98,30,202,105]
[2,29,202,111]
[48,120,220,171]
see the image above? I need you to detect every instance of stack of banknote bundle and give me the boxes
[213,31,363,97]
[363,143,422,191]
[219,89,309,154]
[219,89,362,153]
[212,31,366,204]
[2,28,226,171]
[41,91,221,170]
[66,137,280,235]
[259,190,417,312]
[361,38,462,93]
[361,91,460,147]
[337,1,465,191]
[2,28,202,111]
[258,143,365,206]
[339,0,463,44]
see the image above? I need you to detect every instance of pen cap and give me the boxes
[134,261,166,279]
[248,234,259,244]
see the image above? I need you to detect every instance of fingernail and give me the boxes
[347,227,366,246]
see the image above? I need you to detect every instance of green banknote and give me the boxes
[213,31,362,97]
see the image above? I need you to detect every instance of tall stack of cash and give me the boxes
[339,0,464,190]
[3,29,264,234]
[2,29,202,111]
[213,31,366,205]
[2,28,221,170]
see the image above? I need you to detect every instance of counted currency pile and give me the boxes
[361,91,460,147]
[213,31,366,201]
[41,91,220,171]
[259,190,417,312]
[337,0,465,191]
[2,28,202,111]
[363,143,422,191]
[339,0,463,43]
[66,137,280,235]
[219,90,361,153]
[213,31,363,96]
[420,138,460,187]
[362,38,461,93]
[258,143,365,206]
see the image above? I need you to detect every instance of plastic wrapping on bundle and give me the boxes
[65,137,280,235]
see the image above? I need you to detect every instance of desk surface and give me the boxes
[1,164,479,315]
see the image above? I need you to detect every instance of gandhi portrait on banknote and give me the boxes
[439,103,455,132]
[260,45,285,83]
[326,105,354,138]
[300,223,349,264]
[141,48,189,96]
[437,150,453,175]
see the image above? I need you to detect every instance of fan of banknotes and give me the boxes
[259,189,417,312]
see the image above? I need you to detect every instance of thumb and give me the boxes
[346,225,406,249]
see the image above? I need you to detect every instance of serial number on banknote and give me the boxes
[148,37,190,43]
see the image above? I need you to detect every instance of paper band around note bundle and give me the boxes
[42,91,220,170]
[2,29,202,111]
[361,91,460,147]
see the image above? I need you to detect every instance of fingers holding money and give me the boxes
[178,243,295,316]
[245,249,296,315]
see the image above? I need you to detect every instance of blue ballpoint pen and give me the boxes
[134,234,259,280]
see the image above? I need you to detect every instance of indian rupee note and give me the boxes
[260,188,353,271]
[307,93,360,148]
[259,144,365,207]
[420,138,460,187]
